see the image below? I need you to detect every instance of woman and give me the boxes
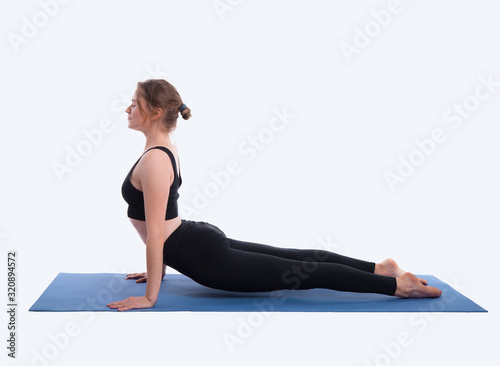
[106,79,442,311]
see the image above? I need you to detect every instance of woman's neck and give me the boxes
[142,125,175,151]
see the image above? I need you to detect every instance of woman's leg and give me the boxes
[164,221,440,298]
[198,238,398,295]
[227,238,429,285]
[226,237,375,272]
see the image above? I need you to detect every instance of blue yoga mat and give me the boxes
[29,273,486,312]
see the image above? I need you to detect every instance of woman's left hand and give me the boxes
[106,296,155,311]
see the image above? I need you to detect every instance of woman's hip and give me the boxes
[163,219,228,268]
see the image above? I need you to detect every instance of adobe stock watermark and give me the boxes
[179,106,295,219]
[222,233,341,353]
[384,74,499,192]
[51,119,115,182]
[20,267,129,366]
[0,232,8,244]
[213,0,243,22]
[51,64,170,182]
[363,277,467,366]
[7,0,73,54]
[340,0,417,64]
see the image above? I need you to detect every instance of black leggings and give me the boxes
[163,219,397,296]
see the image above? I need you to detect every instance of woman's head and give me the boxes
[126,79,191,132]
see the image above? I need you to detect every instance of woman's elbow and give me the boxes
[145,231,166,246]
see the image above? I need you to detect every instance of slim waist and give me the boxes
[163,219,226,249]
[164,219,187,246]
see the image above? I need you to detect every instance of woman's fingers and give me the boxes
[126,272,147,279]
[108,297,134,311]
[106,296,154,311]
[107,298,130,309]
[125,272,147,283]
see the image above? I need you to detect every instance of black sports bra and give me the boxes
[121,146,182,221]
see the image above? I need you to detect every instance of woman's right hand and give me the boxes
[125,272,147,283]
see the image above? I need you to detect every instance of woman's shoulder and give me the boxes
[135,146,177,178]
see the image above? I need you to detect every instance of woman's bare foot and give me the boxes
[375,258,428,285]
[394,272,442,298]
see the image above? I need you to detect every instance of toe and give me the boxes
[418,277,428,286]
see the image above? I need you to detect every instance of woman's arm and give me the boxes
[107,149,172,311]
[127,220,167,282]
[142,150,172,303]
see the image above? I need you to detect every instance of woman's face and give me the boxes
[125,90,145,130]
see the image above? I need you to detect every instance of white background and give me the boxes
[1,0,498,365]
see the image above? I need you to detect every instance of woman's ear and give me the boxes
[153,108,163,119]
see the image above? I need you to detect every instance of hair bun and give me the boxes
[179,104,191,120]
